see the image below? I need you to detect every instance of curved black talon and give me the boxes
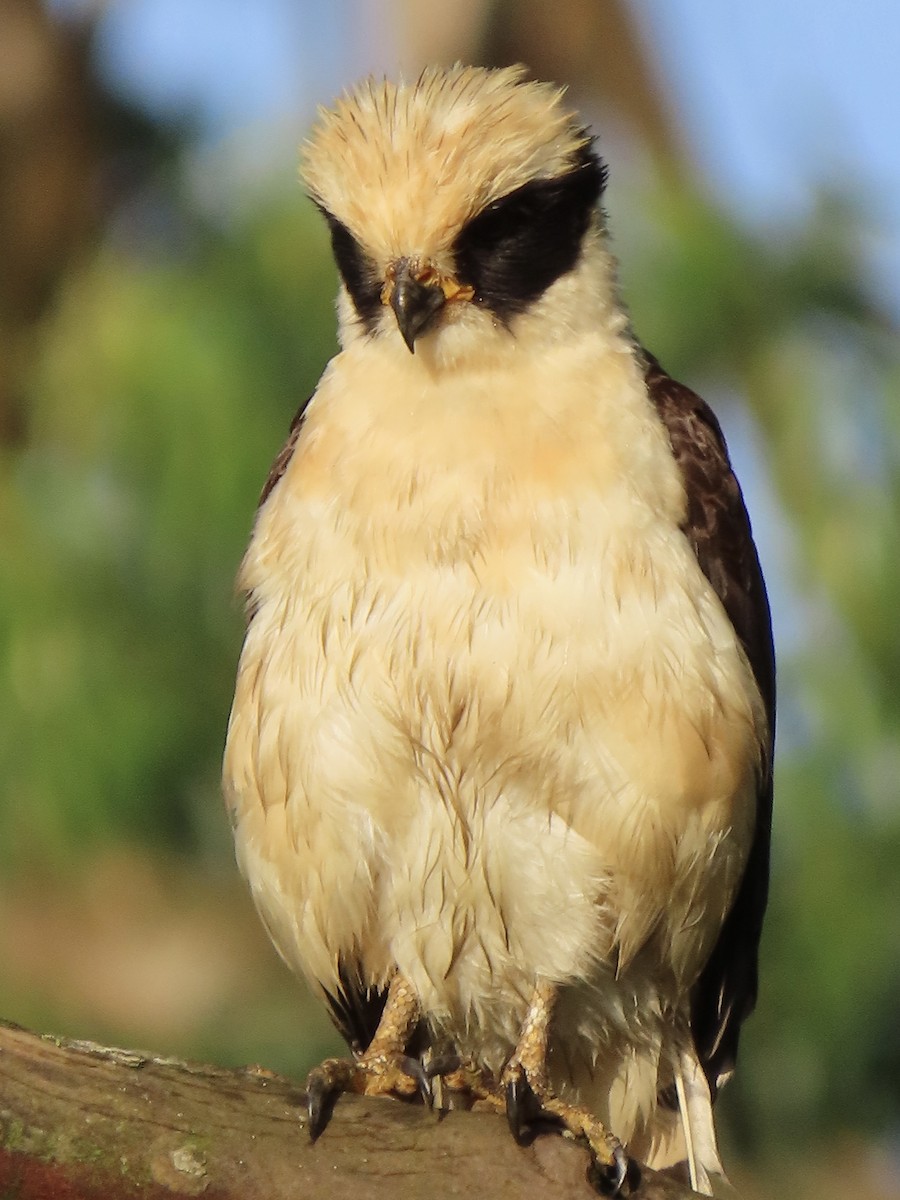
[400,1054,433,1107]
[306,1075,339,1142]
[589,1143,631,1197]
[424,1052,462,1078]
[505,1073,539,1144]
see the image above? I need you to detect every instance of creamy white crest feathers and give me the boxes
[301,64,590,262]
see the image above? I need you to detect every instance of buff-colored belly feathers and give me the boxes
[223,336,763,1059]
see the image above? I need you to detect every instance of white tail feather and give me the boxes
[674,1047,737,1196]
[674,1062,701,1192]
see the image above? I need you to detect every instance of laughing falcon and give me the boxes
[223,65,775,1196]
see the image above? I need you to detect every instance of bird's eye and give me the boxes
[452,155,606,321]
[324,214,383,330]
[476,191,544,243]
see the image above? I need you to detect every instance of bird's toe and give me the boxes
[304,1050,431,1139]
[504,1066,546,1144]
[588,1141,632,1196]
[500,1055,631,1195]
[305,1057,356,1140]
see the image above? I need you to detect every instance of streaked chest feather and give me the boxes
[225,338,763,1043]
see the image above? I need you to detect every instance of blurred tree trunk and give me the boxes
[390,0,690,171]
[0,0,164,447]
[480,0,689,169]
[0,1019,696,1198]
[0,0,98,444]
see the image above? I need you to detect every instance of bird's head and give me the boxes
[301,65,614,367]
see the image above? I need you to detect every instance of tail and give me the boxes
[640,1048,737,1197]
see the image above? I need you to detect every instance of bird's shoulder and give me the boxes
[642,350,775,727]
[257,396,312,509]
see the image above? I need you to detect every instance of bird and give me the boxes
[222,64,775,1197]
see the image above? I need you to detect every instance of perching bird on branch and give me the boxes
[223,64,775,1197]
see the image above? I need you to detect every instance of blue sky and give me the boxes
[637,1,900,314]
[639,1,900,222]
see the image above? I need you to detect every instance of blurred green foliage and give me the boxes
[1,195,337,862]
[1,149,898,1165]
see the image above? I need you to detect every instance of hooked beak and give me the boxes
[386,259,446,353]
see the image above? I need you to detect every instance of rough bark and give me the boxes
[0,1019,698,1199]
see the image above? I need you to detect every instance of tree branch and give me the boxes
[0,1019,697,1198]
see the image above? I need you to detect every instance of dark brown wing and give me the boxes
[258,396,312,509]
[643,351,775,1096]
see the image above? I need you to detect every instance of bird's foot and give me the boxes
[305,971,426,1139]
[501,1058,631,1196]
[499,980,632,1194]
[423,1053,500,1110]
[306,1051,431,1139]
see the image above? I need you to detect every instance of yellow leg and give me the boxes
[502,981,629,1195]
